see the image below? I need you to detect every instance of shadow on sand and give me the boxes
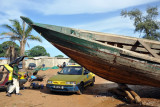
[2,82,158,107]
[25,82,160,107]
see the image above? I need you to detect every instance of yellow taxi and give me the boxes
[46,65,95,94]
[0,56,28,91]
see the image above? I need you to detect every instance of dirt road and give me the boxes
[0,69,160,107]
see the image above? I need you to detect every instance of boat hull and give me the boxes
[21,17,160,87]
[54,44,160,87]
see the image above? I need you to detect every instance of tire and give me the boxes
[50,90,54,94]
[90,77,95,86]
[77,82,84,95]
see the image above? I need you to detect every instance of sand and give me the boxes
[0,68,160,107]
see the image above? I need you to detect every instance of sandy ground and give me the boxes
[0,68,160,107]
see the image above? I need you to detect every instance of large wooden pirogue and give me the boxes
[21,16,160,88]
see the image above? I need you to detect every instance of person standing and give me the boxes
[6,61,22,97]
[63,62,66,68]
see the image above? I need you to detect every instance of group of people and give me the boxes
[6,62,67,97]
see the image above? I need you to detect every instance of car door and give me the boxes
[0,65,9,86]
[83,69,92,86]
[86,70,94,82]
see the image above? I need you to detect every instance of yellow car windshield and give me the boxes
[59,66,82,75]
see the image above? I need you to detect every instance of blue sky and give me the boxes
[0,0,160,57]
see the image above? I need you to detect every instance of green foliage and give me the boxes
[55,55,64,58]
[121,7,160,40]
[0,41,20,57]
[0,19,42,55]
[24,50,30,56]
[0,44,4,57]
[27,45,50,57]
[69,59,76,63]
[1,19,42,68]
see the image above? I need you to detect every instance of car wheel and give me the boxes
[90,77,95,86]
[50,90,54,94]
[77,82,84,95]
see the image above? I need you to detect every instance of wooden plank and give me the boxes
[130,40,140,51]
[123,46,160,53]
[95,35,136,46]
[80,29,160,45]
[79,30,160,50]
[138,39,160,58]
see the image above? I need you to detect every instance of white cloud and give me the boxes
[0,0,25,24]
[32,0,159,15]
[72,16,140,37]
[74,16,134,30]
[0,0,158,24]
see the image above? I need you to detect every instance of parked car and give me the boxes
[28,63,36,70]
[0,56,28,91]
[46,65,95,94]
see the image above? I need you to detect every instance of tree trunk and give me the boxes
[20,41,25,56]
[20,41,26,69]
[20,21,26,69]
[10,46,17,62]
[6,46,17,63]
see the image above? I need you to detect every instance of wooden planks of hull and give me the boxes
[54,43,160,88]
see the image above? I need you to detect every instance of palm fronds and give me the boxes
[9,19,23,37]
[25,25,32,37]
[27,35,42,42]
[1,19,42,65]
[1,24,19,35]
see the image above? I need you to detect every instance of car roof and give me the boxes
[66,64,81,67]
[29,63,36,64]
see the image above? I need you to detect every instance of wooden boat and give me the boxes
[21,16,160,88]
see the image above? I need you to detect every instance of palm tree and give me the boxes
[1,41,20,62]
[6,46,17,63]
[0,19,42,68]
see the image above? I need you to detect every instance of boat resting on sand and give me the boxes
[21,16,160,88]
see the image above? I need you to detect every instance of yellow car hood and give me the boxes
[49,74,83,82]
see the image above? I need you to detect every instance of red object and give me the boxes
[0,73,9,86]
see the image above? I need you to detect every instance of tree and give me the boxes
[24,50,30,56]
[55,55,64,58]
[0,41,20,62]
[0,19,42,68]
[0,44,4,57]
[69,59,76,63]
[121,7,160,40]
[27,45,50,57]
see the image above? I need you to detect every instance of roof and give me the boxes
[67,64,81,67]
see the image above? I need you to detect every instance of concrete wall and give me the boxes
[0,57,70,68]
[0,59,8,65]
